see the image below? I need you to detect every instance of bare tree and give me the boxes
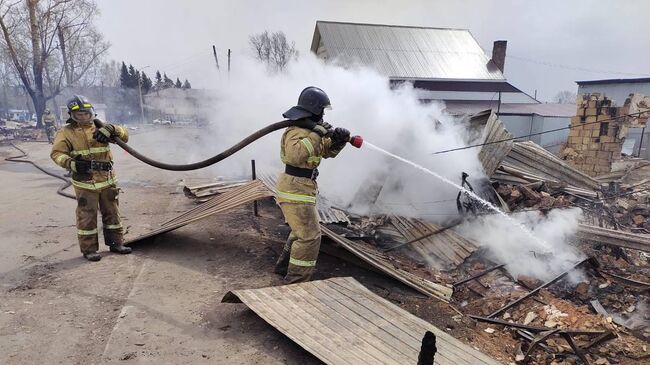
[553,90,578,104]
[0,0,109,127]
[249,30,298,72]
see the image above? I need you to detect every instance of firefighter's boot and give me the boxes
[274,237,293,276]
[108,244,131,254]
[83,252,101,261]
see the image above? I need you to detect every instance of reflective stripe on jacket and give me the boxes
[50,118,128,192]
[276,125,344,204]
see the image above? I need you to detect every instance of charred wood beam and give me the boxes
[487,258,596,318]
[599,270,650,289]
[382,222,459,252]
[561,332,591,365]
[524,329,561,362]
[469,315,608,336]
[453,264,505,287]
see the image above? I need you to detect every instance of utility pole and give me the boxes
[212,45,219,69]
[227,49,231,80]
[496,91,502,117]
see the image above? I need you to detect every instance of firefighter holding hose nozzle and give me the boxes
[274,86,352,283]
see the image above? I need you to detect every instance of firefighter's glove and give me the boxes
[93,124,117,143]
[69,157,91,173]
[331,127,351,148]
[311,121,333,137]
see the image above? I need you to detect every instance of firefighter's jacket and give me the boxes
[50,118,128,192]
[42,113,56,126]
[276,126,344,204]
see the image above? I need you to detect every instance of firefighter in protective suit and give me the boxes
[42,109,57,144]
[274,87,350,283]
[50,95,132,261]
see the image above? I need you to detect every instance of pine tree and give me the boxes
[182,79,192,89]
[141,72,153,94]
[127,65,139,88]
[163,73,174,89]
[175,78,182,88]
[154,70,163,90]
[119,62,130,89]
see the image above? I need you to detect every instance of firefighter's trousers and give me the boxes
[277,202,321,283]
[74,186,124,254]
[45,125,56,143]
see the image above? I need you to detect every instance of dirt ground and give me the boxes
[1,131,446,364]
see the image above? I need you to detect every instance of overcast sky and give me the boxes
[95,0,650,102]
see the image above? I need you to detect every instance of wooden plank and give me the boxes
[222,277,502,365]
[329,278,494,365]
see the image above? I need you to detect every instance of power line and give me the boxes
[432,109,650,155]
[506,54,650,77]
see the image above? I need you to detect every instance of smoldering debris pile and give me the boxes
[182,109,649,364]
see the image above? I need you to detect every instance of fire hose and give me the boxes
[95,119,363,171]
[5,143,76,199]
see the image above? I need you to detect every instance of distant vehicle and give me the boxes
[127,126,139,130]
[152,119,172,125]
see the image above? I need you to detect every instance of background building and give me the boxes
[310,20,573,150]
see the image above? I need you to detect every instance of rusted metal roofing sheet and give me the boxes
[389,216,478,270]
[576,224,650,251]
[312,21,504,81]
[321,225,453,301]
[124,179,274,245]
[258,171,350,225]
[501,141,600,191]
[222,277,502,365]
[476,110,514,176]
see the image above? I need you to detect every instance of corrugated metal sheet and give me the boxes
[223,277,501,365]
[576,224,650,251]
[477,110,514,176]
[321,225,453,301]
[389,217,478,270]
[124,179,274,245]
[313,21,504,81]
[501,141,600,191]
[258,171,350,225]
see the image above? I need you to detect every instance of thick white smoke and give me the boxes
[203,54,484,217]
[457,208,586,281]
[136,53,584,281]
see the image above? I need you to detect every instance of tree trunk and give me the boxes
[28,0,46,128]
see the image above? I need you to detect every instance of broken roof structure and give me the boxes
[223,277,502,365]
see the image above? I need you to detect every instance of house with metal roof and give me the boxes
[310,21,574,152]
[310,21,537,104]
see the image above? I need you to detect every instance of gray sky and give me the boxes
[95,0,650,102]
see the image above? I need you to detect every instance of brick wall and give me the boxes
[562,93,649,176]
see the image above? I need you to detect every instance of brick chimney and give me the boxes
[491,40,507,73]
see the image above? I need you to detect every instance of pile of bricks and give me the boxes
[562,93,649,177]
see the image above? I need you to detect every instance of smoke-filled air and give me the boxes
[204,54,485,217]
[171,53,585,281]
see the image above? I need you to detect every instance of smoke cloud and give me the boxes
[457,208,585,281]
[202,54,485,217]
[130,54,585,281]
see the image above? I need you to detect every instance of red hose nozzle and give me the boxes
[349,135,363,148]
